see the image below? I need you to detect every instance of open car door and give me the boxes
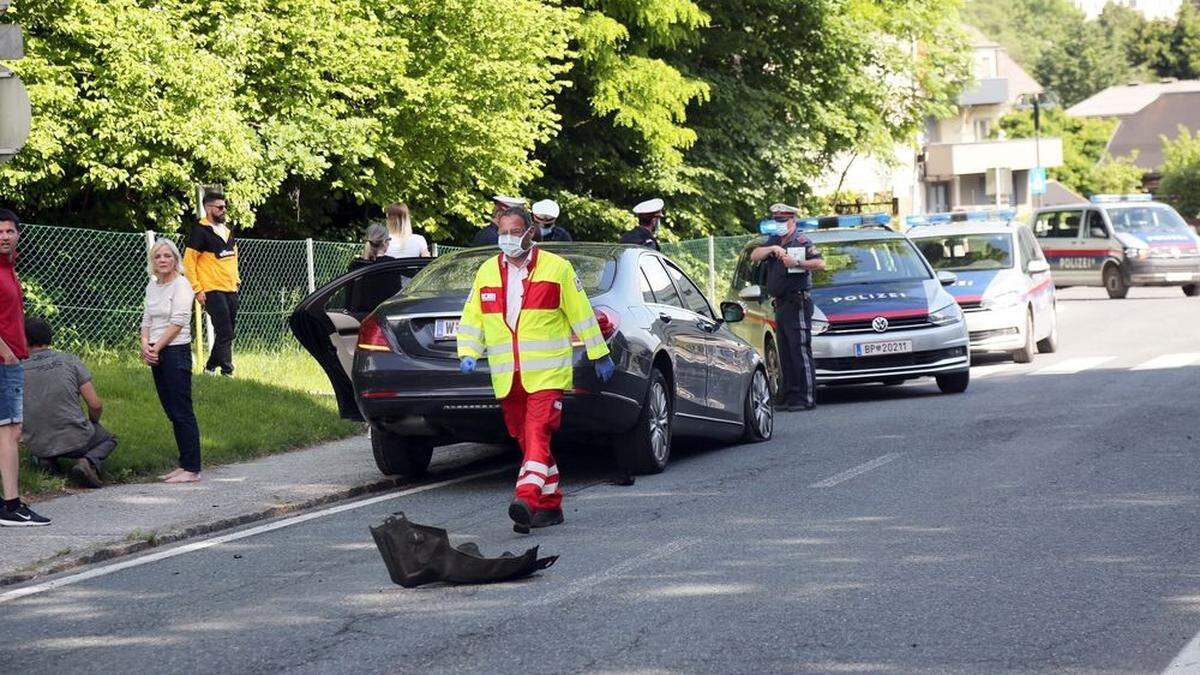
[289,257,432,420]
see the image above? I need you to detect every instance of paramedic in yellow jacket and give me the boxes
[458,207,615,533]
[183,192,240,376]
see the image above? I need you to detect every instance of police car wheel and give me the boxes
[935,370,970,394]
[1103,265,1128,299]
[1012,311,1035,364]
[370,425,434,478]
[742,368,773,443]
[1036,315,1059,354]
[1183,284,1198,297]
[616,369,672,474]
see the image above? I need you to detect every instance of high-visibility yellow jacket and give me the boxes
[457,248,609,398]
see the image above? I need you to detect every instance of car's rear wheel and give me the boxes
[616,369,672,474]
[1183,284,1198,297]
[1011,310,1035,363]
[1037,311,1059,353]
[764,337,782,401]
[741,368,773,442]
[1104,264,1128,299]
[936,370,970,394]
[370,425,434,477]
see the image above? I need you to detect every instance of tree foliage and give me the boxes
[1159,127,1200,220]
[998,107,1145,197]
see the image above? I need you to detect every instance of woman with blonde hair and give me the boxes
[140,238,202,483]
[383,203,430,258]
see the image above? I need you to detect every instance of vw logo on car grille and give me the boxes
[872,316,889,333]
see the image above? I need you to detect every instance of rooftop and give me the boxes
[1067,80,1200,118]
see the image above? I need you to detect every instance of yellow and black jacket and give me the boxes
[183,220,240,293]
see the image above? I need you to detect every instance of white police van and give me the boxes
[727,213,971,395]
[907,209,1059,364]
[1031,194,1200,298]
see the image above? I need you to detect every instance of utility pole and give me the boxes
[1033,94,1044,210]
[0,0,31,167]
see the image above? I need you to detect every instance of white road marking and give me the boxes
[1163,630,1200,673]
[0,467,509,605]
[809,453,902,489]
[1033,356,1115,375]
[972,364,1019,379]
[528,538,696,607]
[1132,353,1200,371]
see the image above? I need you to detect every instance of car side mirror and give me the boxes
[1027,259,1050,274]
[720,302,745,323]
[738,285,762,301]
[1090,227,1109,239]
[936,270,957,287]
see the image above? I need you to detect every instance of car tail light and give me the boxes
[357,313,392,352]
[595,306,619,340]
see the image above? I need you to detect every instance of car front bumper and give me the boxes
[965,304,1025,351]
[1127,257,1200,285]
[813,320,970,383]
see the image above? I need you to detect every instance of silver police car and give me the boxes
[728,214,971,395]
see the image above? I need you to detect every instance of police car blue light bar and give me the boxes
[1090,193,1153,203]
[798,213,892,230]
[905,208,1017,227]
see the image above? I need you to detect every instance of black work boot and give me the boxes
[508,500,533,534]
[70,458,103,489]
[531,508,564,529]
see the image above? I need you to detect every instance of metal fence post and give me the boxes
[305,238,315,293]
[431,242,439,257]
[144,229,155,256]
[707,235,716,303]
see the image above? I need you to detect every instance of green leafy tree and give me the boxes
[1034,20,1135,106]
[997,107,1145,196]
[961,0,1086,67]
[1159,127,1200,220]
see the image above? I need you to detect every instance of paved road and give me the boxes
[3,287,1199,674]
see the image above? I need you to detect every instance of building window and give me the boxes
[973,118,991,141]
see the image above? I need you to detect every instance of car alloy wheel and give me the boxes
[616,368,673,474]
[649,380,670,465]
[764,339,782,400]
[743,368,773,442]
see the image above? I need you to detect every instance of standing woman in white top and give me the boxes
[383,203,430,258]
[140,239,202,483]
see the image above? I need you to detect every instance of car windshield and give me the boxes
[403,247,617,296]
[1107,205,1193,236]
[812,238,932,287]
[913,234,1013,271]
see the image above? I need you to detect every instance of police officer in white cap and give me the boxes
[472,195,526,247]
[531,199,572,242]
[750,203,826,411]
[619,198,664,250]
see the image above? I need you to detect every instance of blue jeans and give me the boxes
[151,345,201,472]
[0,362,22,426]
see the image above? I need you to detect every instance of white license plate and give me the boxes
[1166,272,1194,282]
[855,340,913,357]
[433,319,461,340]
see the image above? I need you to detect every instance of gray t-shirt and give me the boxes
[21,349,94,458]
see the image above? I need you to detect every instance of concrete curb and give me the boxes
[0,474,411,588]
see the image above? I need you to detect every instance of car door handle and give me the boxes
[696,320,716,333]
[658,312,672,323]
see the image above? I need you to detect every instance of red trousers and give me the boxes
[500,373,563,511]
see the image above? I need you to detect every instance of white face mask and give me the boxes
[539,226,554,237]
[498,232,531,258]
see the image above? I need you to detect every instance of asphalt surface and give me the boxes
[3,286,1199,674]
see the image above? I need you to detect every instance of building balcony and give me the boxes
[923,137,1063,180]
[957,78,1010,106]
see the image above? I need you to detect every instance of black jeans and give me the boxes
[773,294,817,408]
[204,290,239,375]
[41,424,118,472]
[151,344,202,472]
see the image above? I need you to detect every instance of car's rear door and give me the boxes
[288,258,431,420]
[637,255,709,419]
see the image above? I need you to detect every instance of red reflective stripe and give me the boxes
[1021,277,1053,299]
[954,295,983,304]
[827,309,927,322]
[1041,249,1111,256]
[524,281,561,310]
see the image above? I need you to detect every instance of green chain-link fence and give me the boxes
[18,225,757,352]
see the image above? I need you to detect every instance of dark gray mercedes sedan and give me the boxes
[290,243,773,478]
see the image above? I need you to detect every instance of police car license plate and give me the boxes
[1166,272,1194,282]
[855,340,913,357]
[434,319,460,340]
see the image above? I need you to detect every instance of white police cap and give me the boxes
[632,198,665,215]
[492,195,525,208]
[531,199,560,219]
[769,203,799,215]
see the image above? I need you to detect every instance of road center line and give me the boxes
[1163,629,1200,673]
[0,467,509,605]
[1132,353,1200,371]
[809,453,902,488]
[1033,356,1115,375]
[528,538,696,608]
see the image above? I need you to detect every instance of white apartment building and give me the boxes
[1074,0,1182,20]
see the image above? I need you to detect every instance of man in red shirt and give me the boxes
[0,210,50,526]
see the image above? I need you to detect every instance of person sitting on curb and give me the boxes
[21,317,117,488]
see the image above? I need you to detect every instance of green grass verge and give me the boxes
[19,348,361,497]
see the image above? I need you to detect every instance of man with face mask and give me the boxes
[619,198,665,250]
[471,195,525,247]
[750,203,826,411]
[457,207,615,533]
[531,199,572,242]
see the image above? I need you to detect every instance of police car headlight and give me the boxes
[1124,246,1149,260]
[929,302,963,326]
[981,290,1021,309]
[812,318,829,335]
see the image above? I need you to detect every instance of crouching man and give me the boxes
[22,318,117,488]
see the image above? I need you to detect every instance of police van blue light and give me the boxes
[905,209,1017,228]
[797,212,892,230]
[1089,193,1153,203]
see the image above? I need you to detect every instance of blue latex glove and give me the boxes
[459,357,476,374]
[594,355,615,383]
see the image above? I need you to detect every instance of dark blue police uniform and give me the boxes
[761,232,822,409]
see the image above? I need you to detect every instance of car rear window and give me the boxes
[913,234,1013,271]
[813,238,932,287]
[403,247,617,295]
